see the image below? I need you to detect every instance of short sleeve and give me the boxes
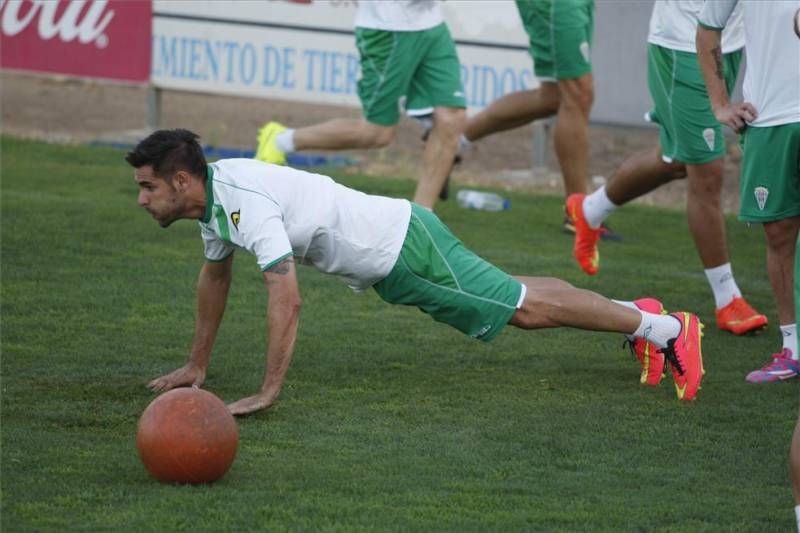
[199,222,234,262]
[238,211,294,272]
[698,0,738,30]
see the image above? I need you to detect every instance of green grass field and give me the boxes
[1,136,796,531]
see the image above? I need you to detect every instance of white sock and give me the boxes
[704,263,742,308]
[782,324,798,359]
[458,134,472,154]
[613,299,641,341]
[794,505,800,532]
[632,312,681,349]
[582,185,618,229]
[275,129,295,153]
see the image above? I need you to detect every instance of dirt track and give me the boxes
[1,71,742,213]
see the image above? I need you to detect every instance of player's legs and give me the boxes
[463,83,560,143]
[509,276,640,332]
[415,106,466,209]
[604,146,687,206]
[685,158,728,268]
[765,217,799,326]
[256,28,416,163]
[292,119,395,151]
[408,23,466,209]
[554,73,593,195]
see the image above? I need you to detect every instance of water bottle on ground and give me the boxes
[456,190,511,212]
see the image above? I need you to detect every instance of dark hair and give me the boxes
[125,129,207,180]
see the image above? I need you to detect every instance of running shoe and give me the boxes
[255,121,288,165]
[716,297,768,335]
[660,312,704,401]
[565,193,601,275]
[745,349,800,383]
[625,298,667,387]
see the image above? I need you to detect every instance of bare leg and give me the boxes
[605,146,687,205]
[554,74,594,195]
[414,106,466,209]
[685,158,729,268]
[509,276,640,333]
[463,83,560,142]
[293,118,395,151]
[764,216,800,325]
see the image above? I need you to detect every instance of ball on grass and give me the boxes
[136,387,238,484]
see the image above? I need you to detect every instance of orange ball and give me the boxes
[136,388,238,484]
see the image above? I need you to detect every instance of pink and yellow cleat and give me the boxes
[660,312,705,401]
[628,298,667,387]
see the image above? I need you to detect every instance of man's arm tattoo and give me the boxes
[266,257,294,275]
[712,45,724,80]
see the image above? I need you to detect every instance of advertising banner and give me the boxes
[0,0,152,82]
[151,0,536,110]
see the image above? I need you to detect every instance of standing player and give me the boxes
[441,0,612,237]
[254,0,464,211]
[697,0,800,381]
[128,129,705,415]
[566,1,767,346]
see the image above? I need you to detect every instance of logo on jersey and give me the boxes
[231,210,241,230]
[579,41,590,63]
[754,186,769,211]
[702,128,715,151]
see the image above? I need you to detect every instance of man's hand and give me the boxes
[227,389,279,416]
[713,101,758,133]
[147,363,206,392]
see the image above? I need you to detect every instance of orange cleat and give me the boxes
[565,193,601,275]
[628,298,667,387]
[716,297,768,335]
[661,312,704,401]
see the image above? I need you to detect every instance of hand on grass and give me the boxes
[147,363,206,392]
[714,102,757,133]
[227,390,278,416]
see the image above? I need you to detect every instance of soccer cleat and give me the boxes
[562,216,622,241]
[565,193,601,275]
[626,298,667,386]
[255,121,288,165]
[660,312,704,401]
[716,297,768,335]
[745,349,800,383]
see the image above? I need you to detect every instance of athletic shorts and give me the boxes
[647,44,742,165]
[515,0,594,81]
[373,204,525,342]
[738,122,800,222]
[354,23,465,126]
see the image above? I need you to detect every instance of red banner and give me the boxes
[0,0,152,83]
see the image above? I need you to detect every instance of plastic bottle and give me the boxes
[456,189,511,211]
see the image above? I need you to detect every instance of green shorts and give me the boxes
[373,204,524,342]
[647,44,742,165]
[738,122,800,222]
[354,23,465,126]
[515,0,594,81]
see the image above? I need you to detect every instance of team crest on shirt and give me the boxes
[231,210,241,230]
[754,186,769,211]
[579,41,590,63]
[702,128,715,151]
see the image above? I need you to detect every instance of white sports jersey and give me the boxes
[199,159,411,291]
[354,0,442,32]
[699,0,800,127]
[648,0,744,53]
